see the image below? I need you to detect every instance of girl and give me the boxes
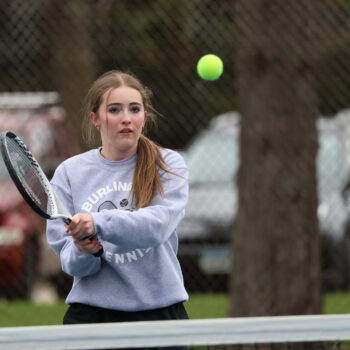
[46,70,189,324]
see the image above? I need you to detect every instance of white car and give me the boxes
[177,110,350,291]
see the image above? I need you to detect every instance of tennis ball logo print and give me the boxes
[120,198,128,207]
[197,54,223,81]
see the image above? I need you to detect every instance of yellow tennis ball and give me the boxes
[197,54,223,81]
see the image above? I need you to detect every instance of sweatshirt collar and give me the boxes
[96,147,136,166]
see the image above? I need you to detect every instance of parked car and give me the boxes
[0,92,77,298]
[177,110,350,292]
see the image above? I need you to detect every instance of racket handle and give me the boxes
[63,217,72,225]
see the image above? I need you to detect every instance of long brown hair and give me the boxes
[82,70,169,209]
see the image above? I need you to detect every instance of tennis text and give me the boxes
[104,248,152,265]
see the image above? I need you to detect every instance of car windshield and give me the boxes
[185,114,350,189]
[186,135,239,183]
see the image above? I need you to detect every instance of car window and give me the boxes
[187,135,239,183]
[29,122,55,158]
[317,131,346,192]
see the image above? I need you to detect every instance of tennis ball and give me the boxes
[196,54,223,81]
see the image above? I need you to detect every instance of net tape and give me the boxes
[1,314,350,350]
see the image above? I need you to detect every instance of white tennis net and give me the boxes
[1,314,350,350]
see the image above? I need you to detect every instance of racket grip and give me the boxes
[63,217,72,225]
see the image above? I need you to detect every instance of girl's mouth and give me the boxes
[120,128,132,134]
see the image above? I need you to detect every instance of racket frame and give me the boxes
[0,131,71,224]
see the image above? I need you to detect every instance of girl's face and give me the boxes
[91,86,146,161]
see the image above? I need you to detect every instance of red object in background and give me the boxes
[0,92,78,299]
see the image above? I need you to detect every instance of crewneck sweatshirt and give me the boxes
[46,147,189,311]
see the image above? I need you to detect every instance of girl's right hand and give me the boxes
[73,235,103,255]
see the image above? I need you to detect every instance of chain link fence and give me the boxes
[0,0,350,315]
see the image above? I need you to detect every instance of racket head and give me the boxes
[0,131,102,257]
[0,131,57,220]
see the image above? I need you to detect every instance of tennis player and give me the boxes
[46,70,189,324]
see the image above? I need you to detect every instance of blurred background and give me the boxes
[1,0,350,324]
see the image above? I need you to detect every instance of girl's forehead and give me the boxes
[102,86,143,104]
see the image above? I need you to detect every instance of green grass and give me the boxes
[322,291,350,314]
[1,292,350,327]
[0,294,229,327]
[0,299,67,327]
[185,293,229,319]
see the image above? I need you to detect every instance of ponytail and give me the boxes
[132,135,169,209]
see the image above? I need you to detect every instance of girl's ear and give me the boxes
[90,112,100,129]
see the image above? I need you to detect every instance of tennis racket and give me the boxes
[0,131,103,257]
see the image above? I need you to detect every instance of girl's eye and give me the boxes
[108,107,120,114]
[130,106,141,113]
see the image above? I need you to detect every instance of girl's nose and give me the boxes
[122,118,131,125]
[121,111,132,123]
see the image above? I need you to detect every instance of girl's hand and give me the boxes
[73,235,103,255]
[66,213,95,241]
[66,213,103,255]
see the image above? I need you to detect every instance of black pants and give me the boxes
[63,302,188,324]
[63,302,188,350]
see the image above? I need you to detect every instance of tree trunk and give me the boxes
[47,0,97,151]
[230,0,321,316]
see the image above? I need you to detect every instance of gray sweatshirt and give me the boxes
[46,147,189,311]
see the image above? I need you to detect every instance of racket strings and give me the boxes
[7,138,55,216]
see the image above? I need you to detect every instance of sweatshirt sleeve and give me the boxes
[46,163,102,278]
[91,150,189,249]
